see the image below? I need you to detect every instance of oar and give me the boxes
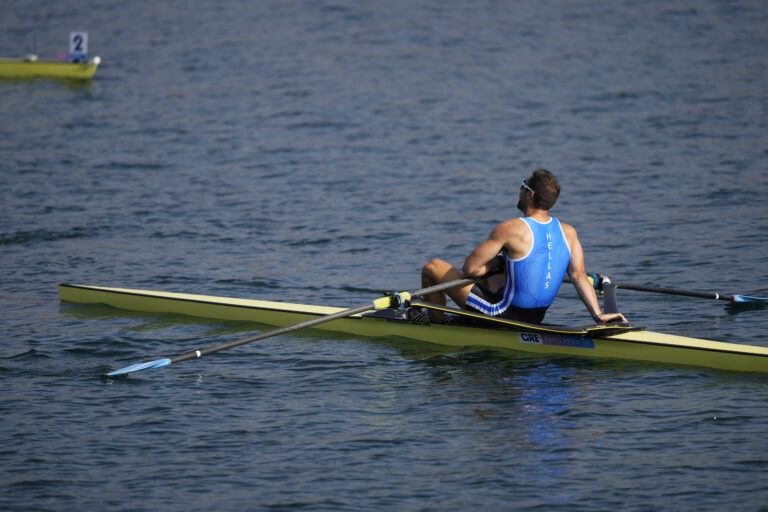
[613,282,767,303]
[577,273,767,304]
[103,276,483,378]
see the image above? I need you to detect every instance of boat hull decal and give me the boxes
[519,332,595,349]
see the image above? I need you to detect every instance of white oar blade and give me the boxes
[105,358,172,378]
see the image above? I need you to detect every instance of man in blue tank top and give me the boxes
[420,169,627,325]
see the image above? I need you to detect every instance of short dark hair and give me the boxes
[527,169,560,210]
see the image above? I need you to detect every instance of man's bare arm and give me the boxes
[461,220,523,277]
[565,225,627,324]
[462,238,504,277]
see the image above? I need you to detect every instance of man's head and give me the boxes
[518,168,560,211]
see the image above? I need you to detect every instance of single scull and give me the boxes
[0,56,100,80]
[58,284,768,374]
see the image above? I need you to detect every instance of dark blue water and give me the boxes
[2,0,768,510]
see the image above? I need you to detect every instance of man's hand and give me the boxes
[594,312,627,324]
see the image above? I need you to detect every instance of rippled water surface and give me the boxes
[2,0,768,510]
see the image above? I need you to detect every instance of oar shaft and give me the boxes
[170,302,374,364]
[106,275,484,377]
[573,273,764,303]
[171,276,481,365]
[614,282,730,301]
[412,276,480,298]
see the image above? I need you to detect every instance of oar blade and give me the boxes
[104,358,172,378]
[733,294,768,303]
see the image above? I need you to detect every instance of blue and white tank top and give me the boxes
[466,217,571,314]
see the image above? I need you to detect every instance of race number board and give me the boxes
[69,32,88,61]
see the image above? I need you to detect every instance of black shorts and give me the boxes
[465,283,548,324]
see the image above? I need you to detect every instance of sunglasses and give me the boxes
[520,178,534,193]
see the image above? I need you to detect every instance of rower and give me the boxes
[420,169,628,325]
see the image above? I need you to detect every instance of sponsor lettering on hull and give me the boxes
[518,332,595,349]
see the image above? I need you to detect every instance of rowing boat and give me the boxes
[58,284,768,373]
[0,55,101,80]
[1,32,100,80]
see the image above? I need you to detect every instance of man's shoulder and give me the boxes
[494,218,528,234]
[555,219,579,240]
[500,217,528,227]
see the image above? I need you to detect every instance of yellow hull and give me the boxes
[0,58,99,79]
[58,284,768,373]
